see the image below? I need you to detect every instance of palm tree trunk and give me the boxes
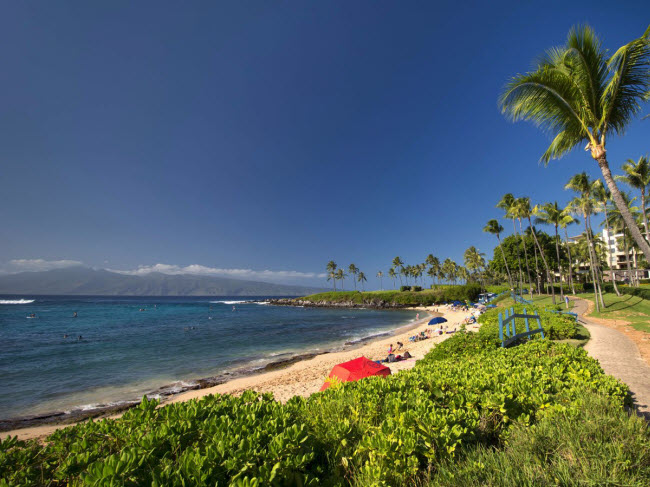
[642,189,649,243]
[497,236,513,289]
[532,240,542,295]
[602,207,621,296]
[518,219,534,299]
[583,214,601,311]
[597,156,650,262]
[512,219,524,295]
[633,247,639,287]
[553,226,564,301]
[625,236,633,285]
[529,218,556,304]
[586,213,605,308]
[564,228,576,295]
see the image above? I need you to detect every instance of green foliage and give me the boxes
[0,320,634,486]
[299,284,482,307]
[430,392,650,486]
[400,285,411,292]
[478,305,578,340]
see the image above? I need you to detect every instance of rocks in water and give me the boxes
[268,298,412,309]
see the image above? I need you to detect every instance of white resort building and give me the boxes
[600,228,649,281]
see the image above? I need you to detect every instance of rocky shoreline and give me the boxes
[268,298,415,309]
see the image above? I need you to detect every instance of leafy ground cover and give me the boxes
[578,292,650,333]
[298,284,481,307]
[2,310,645,486]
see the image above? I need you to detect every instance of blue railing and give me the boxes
[498,307,545,348]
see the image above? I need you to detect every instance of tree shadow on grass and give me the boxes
[599,295,643,314]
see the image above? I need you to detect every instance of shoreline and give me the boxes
[1,305,456,439]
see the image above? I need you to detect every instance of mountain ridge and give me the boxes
[0,267,327,296]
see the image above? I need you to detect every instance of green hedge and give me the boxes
[477,305,578,340]
[1,319,637,485]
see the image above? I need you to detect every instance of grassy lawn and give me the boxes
[496,294,575,311]
[577,292,650,333]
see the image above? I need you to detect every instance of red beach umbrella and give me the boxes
[320,356,391,391]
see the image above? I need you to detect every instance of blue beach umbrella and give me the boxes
[428,317,448,325]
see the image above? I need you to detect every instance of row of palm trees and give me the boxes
[326,250,491,293]
[485,159,650,312]
[325,262,368,291]
[498,23,650,295]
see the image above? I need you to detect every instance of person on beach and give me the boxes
[416,313,419,321]
[396,341,403,351]
[388,344,393,354]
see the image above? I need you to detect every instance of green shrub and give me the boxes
[478,305,578,340]
[400,285,411,292]
[411,286,422,292]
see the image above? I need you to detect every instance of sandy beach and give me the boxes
[1,304,478,441]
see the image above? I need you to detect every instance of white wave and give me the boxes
[0,299,35,304]
[255,301,270,305]
[210,300,250,304]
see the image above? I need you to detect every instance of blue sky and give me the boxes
[1,1,649,288]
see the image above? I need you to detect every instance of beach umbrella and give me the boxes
[320,357,391,391]
[486,304,497,308]
[453,300,463,305]
[428,317,448,325]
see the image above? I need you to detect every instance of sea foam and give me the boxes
[0,299,35,304]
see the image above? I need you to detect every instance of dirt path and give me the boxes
[572,298,650,419]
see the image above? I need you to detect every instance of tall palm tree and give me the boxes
[566,179,604,310]
[348,264,359,290]
[534,202,567,300]
[442,258,454,285]
[593,180,621,295]
[464,246,486,290]
[559,211,580,295]
[392,257,404,286]
[616,155,650,241]
[500,25,650,261]
[605,191,642,287]
[511,198,535,298]
[335,268,346,291]
[483,219,513,288]
[388,267,397,289]
[518,197,556,303]
[497,193,524,294]
[326,261,337,291]
[427,255,441,287]
[357,272,367,291]
[376,271,384,290]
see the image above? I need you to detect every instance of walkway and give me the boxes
[573,298,650,419]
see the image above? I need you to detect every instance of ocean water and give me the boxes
[0,296,417,419]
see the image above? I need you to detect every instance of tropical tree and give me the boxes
[593,180,621,295]
[500,25,650,261]
[511,197,536,298]
[376,271,384,290]
[464,246,486,289]
[335,268,346,291]
[559,210,580,295]
[348,264,359,290]
[357,272,367,292]
[442,258,454,284]
[388,267,397,289]
[483,219,513,288]
[326,261,337,291]
[616,155,650,241]
[497,193,525,294]
[533,202,565,300]
[426,255,441,287]
[392,257,404,286]
[566,174,604,310]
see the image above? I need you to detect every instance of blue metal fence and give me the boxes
[498,307,545,348]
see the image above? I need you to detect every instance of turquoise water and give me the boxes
[0,296,416,419]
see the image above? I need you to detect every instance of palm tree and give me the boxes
[348,264,359,290]
[593,180,621,295]
[442,258,454,285]
[566,175,604,310]
[497,193,525,294]
[464,246,486,290]
[500,25,650,262]
[426,255,441,287]
[376,271,384,290]
[534,202,566,300]
[335,268,346,291]
[392,257,404,286]
[559,210,580,295]
[388,267,397,289]
[357,272,367,291]
[616,155,650,241]
[605,191,642,287]
[483,219,513,288]
[511,197,535,298]
[326,261,337,291]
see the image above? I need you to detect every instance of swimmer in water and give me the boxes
[232,306,236,311]
[73,312,77,318]
[63,334,68,339]
[78,335,83,340]
[30,313,36,318]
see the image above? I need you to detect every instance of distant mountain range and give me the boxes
[0,267,327,296]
